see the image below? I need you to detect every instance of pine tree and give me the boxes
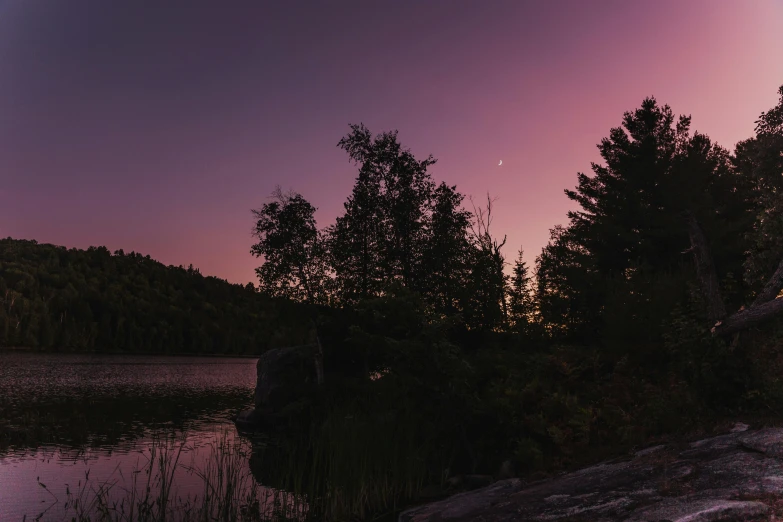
[539,97,755,340]
[508,248,533,333]
[422,182,472,315]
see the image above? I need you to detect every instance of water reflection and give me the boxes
[0,352,273,520]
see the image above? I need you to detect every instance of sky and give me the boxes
[1,0,782,285]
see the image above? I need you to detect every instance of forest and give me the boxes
[3,85,783,517]
[251,88,783,345]
[248,85,783,501]
[0,239,309,353]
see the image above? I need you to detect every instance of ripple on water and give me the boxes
[0,352,268,521]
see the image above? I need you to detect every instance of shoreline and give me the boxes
[0,347,260,359]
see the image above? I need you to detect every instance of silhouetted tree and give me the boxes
[535,225,599,341]
[463,194,508,332]
[251,187,330,383]
[251,187,329,304]
[540,97,757,341]
[707,86,783,336]
[735,86,783,299]
[329,124,436,301]
[327,164,384,302]
[565,99,695,277]
[422,182,473,316]
[507,248,534,333]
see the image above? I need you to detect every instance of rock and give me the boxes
[678,431,744,459]
[635,444,667,458]
[254,345,316,411]
[731,422,751,433]
[234,408,262,432]
[398,426,783,521]
[626,497,770,522]
[739,428,783,458]
[398,479,523,522]
[234,345,318,434]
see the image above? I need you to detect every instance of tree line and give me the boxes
[251,87,783,518]
[3,85,782,368]
[0,239,309,353]
[242,85,783,519]
[3,86,783,516]
[251,125,533,335]
[252,86,783,350]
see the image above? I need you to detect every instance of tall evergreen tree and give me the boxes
[676,85,783,337]
[535,225,599,341]
[422,182,473,316]
[539,97,755,340]
[328,163,385,302]
[564,99,690,276]
[508,248,534,333]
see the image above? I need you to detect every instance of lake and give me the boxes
[0,352,269,521]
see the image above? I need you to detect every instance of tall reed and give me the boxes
[33,397,439,521]
[252,398,438,521]
[38,430,304,522]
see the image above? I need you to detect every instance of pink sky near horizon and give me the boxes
[1,0,781,285]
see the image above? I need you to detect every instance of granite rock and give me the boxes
[399,425,783,521]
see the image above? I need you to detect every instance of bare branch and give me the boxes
[468,193,505,253]
[713,297,783,337]
[710,254,783,337]
[752,257,783,307]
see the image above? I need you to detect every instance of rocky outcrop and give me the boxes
[234,408,263,432]
[400,424,783,521]
[254,344,316,411]
[234,344,317,432]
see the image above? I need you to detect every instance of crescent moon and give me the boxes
[498,160,502,166]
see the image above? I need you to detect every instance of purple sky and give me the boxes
[1,0,782,285]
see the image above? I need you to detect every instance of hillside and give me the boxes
[0,238,308,354]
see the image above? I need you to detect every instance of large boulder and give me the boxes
[254,344,317,412]
[234,408,263,432]
[399,424,783,521]
[234,345,317,433]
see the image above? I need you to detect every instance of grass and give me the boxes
[4,381,445,521]
[20,409,436,522]
[16,407,783,521]
[25,431,307,522]
[249,400,440,522]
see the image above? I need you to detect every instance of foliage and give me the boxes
[538,98,756,344]
[328,124,437,302]
[251,187,330,304]
[420,182,473,317]
[255,124,510,329]
[735,86,783,294]
[29,432,305,522]
[535,225,600,342]
[508,248,534,333]
[8,85,783,521]
[0,238,307,354]
[462,194,509,332]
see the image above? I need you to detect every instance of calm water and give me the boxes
[0,352,260,521]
